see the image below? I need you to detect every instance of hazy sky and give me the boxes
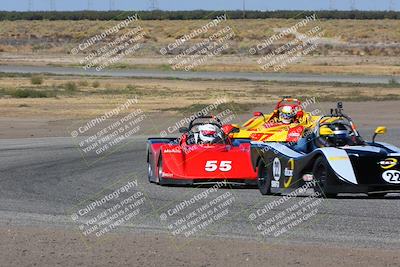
[1,0,398,11]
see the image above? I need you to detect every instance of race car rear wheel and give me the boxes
[257,160,272,195]
[147,149,154,183]
[147,162,153,182]
[157,156,166,185]
[367,193,387,198]
[312,157,337,198]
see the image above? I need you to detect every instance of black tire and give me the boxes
[157,155,166,185]
[368,193,387,198]
[147,150,153,183]
[312,157,337,198]
[257,160,272,195]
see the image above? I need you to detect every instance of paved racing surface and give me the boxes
[1,64,400,84]
[1,131,399,251]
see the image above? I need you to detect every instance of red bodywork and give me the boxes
[147,133,257,185]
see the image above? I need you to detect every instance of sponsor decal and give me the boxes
[240,146,249,152]
[163,148,181,154]
[286,126,304,142]
[271,180,280,188]
[284,158,295,188]
[378,158,398,169]
[162,172,174,177]
[284,168,293,177]
[328,156,348,161]
[287,132,301,138]
[250,133,266,140]
[273,158,281,181]
[302,174,314,182]
[382,170,400,184]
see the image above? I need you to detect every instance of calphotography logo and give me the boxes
[252,14,326,72]
[69,97,147,165]
[68,178,151,241]
[159,14,236,71]
[156,182,238,241]
[158,98,228,137]
[248,181,326,238]
[70,14,147,72]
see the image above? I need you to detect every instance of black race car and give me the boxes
[252,103,400,197]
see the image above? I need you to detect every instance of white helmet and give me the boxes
[280,106,295,124]
[198,124,218,144]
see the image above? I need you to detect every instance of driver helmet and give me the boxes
[322,123,351,146]
[279,106,295,124]
[198,124,218,144]
[330,123,350,139]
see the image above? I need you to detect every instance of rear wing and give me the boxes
[230,137,252,143]
[147,137,179,145]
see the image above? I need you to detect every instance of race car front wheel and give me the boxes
[312,157,337,198]
[257,160,272,195]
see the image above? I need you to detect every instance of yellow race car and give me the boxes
[232,98,320,143]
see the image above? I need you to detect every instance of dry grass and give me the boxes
[1,19,400,48]
[1,19,400,75]
[0,74,399,119]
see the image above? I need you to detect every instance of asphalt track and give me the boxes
[1,65,399,84]
[1,133,399,249]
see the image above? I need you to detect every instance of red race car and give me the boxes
[147,116,257,186]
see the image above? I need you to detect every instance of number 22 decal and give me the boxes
[382,170,400,184]
[205,160,232,172]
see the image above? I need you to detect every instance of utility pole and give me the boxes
[109,0,116,11]
[87,0,92,10]
[329,0,335,10]
[149,0,159,10]
[389,0,396,11]
[28,0,33,11]
[350,0,356,10]
[50,0,56,11]
[242,0,246,19]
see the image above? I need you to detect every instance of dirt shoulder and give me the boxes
[1,101,399,139]
[0,225,398,267]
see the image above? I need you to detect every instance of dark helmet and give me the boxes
[324,123,351,146]
[329,123,349,138]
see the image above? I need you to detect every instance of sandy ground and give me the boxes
[0,101,399,139]
[1,226,399,267]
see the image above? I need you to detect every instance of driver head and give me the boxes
[280,105,295,124]
[325,123,350,146]
[198,124,218,144]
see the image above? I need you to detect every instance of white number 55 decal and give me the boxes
[205,160,232,172]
